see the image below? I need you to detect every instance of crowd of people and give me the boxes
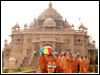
[38,53,90,73]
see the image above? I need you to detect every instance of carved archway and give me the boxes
[42,41,53,47]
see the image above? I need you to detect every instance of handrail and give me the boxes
[29,51,35,65]
[20,56,25,67]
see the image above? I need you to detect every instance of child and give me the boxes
[47,59,56,73]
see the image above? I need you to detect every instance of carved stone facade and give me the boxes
[3,2,97,69]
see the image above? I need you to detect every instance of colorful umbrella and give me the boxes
[39,46,55,54]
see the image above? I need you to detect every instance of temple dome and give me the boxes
[38,2,63,20]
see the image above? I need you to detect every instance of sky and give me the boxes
[1,1,99,50]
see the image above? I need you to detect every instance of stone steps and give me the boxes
[20,56,39,68]
[29,56,39,68]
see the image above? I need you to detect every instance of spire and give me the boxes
[16,21,18,24]
[65,18,67,22]
[81,22,83,25]
[49,2,52,7]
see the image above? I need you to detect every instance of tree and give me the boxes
[96,53,98,65]
[88,52,93,65]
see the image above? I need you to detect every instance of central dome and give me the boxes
[38,2,63,20]
[29,2,71,29]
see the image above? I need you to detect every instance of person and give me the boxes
[72,56,78,73]
[80,56,84,73]
[55,54,59,65]
[39,53,47,73]
[47,59,56,73]
[61,53,67,73]
[44,54,48,73]
[83,56,90,73]
[58,54,63,73]
[55,54,59,73]
[77,55,80,73]
[68,53,73,73]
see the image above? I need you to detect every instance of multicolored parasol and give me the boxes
[39,46,55,54]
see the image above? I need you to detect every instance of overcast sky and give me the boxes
[1,1,99,50]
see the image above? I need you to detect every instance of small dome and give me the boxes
[72,24,74,27]
[4,39,8,42]
[92,40,95,43]
[64,19,71,28]
[15,24,20,28]
[43,17,56,27]
[78,22,84,29]
[84,27,88,30]
[13,22,20,28]
[24,24,27,27]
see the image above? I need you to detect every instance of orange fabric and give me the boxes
[57,56,62,73]
[55,56,58,65]
[72,58,78,73]
[63,56,70,73]
[83,58,90,73]
[60,56,66,72]
[39,55,47,73]
[47,56,55,62]
[48,61,56,73]
[68,57,73,73]
[55,56,60,73]
[80,59,84,73]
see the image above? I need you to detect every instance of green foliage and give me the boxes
[88,52,93,65]
[2,69,9,73]
[89,65,93,72]
[7,70,15,73]
[22,67,35,71]
[2,67,35,73]
[90,57,94,65]
[89,65,98,73]
[23,67,31,71]
[14,68,22,72]
[88,52,98,65]
[31,67,35,70]
[96,65,98,73]
[96,53,98,65]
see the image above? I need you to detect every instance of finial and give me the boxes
[81,22,83,25]
[65,18,67,22]
[16,21,18,24]
[49,2,52,7]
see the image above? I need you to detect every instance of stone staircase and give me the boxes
[20,56,30,68]
[20,56,39,68]
[29,56,39,68]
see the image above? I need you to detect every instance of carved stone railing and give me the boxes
[19,56,25,67]
[29,51,35,65]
